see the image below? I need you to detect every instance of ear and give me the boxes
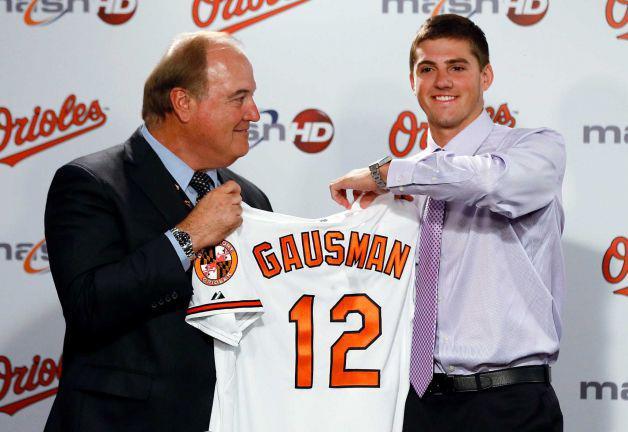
[481,64,494,91]
[170,87,194,123]
[409,70,416,94]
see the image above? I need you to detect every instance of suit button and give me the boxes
[158,299,164,306]
[172,292,178,300]
[151,303,157,309]
[165,295,171,302]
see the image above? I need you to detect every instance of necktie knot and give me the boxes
[190,171,215,201]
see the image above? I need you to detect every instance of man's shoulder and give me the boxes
[57,131,140,182]
[67,144,126,175]
[491,124,564,151]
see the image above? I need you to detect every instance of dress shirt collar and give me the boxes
[426,109,494,156]
[140,124,219,189]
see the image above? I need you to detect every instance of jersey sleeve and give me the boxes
[185,230,263,347]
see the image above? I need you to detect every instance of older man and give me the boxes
[44,32,271,432]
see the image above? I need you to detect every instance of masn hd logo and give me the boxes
[250,108,334,154]
[382,0,549,26]
[2,0,138,26]
[580,381,628,401]
[583,125,628,144]
[0,240,49,274]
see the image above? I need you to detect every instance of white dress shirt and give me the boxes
[140,125,220,270]
[387,111,566,375]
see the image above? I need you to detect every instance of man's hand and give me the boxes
[329,167,381,209]
[329,163,411,209]
[177,180,243,251]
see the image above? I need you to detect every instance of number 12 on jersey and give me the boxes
[288,293,382,389]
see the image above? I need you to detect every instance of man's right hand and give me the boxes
[176,180,243,252]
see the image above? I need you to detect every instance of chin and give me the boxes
[430,114,462,130]
[234,146,249,159]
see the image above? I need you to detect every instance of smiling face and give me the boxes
[410,37,493,144]
[187,46,260,168]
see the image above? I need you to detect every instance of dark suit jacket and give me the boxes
[43,130,272,432]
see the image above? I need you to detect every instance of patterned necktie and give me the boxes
[189,171,215,202]
[410,197,445,397]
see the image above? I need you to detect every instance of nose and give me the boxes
[244,98,261,122]
[434,69,453,90]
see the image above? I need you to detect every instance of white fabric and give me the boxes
[186,195,419,432]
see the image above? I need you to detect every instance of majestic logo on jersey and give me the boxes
[195,240,239,286]
[253,230,412,280]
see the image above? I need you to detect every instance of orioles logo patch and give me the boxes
[194,240,238,286]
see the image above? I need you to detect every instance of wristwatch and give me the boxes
[170,227,195,259]
[369,155,392,190]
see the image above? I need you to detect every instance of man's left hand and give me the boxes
[329,164,390,209]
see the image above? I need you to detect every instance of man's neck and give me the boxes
[429,107,484,148]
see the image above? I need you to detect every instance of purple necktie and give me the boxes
[410,197,445,396]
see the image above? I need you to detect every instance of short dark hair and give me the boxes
[409,14,489,71]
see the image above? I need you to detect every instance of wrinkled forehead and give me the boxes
[205,46,256,90]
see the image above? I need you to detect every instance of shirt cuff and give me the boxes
[386,159,416,192]
[164,231,192,271]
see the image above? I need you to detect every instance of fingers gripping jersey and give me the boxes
[186,196,419,432]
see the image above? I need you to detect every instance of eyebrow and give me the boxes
[228,89,251,99]
[417,58,471,67]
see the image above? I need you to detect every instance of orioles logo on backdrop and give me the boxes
[0,239,49,274]
[4,0,138,26]
[195,240,239,286]
[192,0,310,33]
[388,103,517,157]
[0,355,61,416]
[606,0,628,40]
[0,95,107,167]
[602,236,628,297]
[381,0,549,26]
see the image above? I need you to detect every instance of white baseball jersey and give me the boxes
[186,195,419,432]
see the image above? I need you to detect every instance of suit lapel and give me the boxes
[124,129,191,228]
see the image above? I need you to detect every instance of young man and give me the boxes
[330,14,565,432]
[44,32,271,432]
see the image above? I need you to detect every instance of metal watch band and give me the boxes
[170,227,195,259]
[369,155,392,190]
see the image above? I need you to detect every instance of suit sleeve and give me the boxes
[45,163,192,341]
